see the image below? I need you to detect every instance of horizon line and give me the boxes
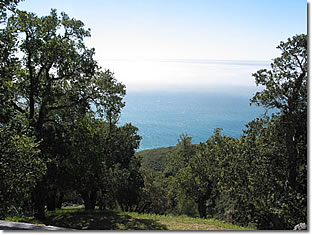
[98,58,271,66]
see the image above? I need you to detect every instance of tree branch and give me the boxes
[47,104,74,111]
[52,71,75,81]
[11,101,26,114]
[293,54,304,73]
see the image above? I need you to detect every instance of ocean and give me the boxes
[118,90,266,151]
[101,59,271,151]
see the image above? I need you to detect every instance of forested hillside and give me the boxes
[0,0,307,230]
[136,146,177,171]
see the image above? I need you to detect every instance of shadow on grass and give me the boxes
[41,208,168,230]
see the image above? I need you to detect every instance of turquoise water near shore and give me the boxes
[119,90,266,151]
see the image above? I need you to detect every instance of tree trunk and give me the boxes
[90,190,97,210]
[56,192,64,209]
[207,197,216,217]
[46,192,56,211]
[32,183,46,219]
[197,197,207,219]
[285,126,298,190]
[284,71,305,191]
[81,191,96,210]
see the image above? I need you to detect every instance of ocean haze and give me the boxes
[99,59,270,93]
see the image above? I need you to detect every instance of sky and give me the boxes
[18,0,307,92]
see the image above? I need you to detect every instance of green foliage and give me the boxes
[250,35,307,193]
[92,70,126,124]
[248,34,307,229]
[0,0,21,22]
[164,134,196,176]
[172,193,199,218]
[66,117,110,193]
[5,9,99,130]
[0,4,142,219]
[135,169,172,215]
[136,146,177,172]
[224,115,306,229]
[0,123,46,218]
[111,157,143,212]
[251,34,307,114]
[60,115,142,211]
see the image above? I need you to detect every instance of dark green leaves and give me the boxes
[251,34,307,114]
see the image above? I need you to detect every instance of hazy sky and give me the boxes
[18,0,307,92]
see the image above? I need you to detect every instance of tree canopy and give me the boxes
[0,3,142,220]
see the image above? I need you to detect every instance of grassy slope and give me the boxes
[6,207,253,230]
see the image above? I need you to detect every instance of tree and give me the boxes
[250,34,307,228]
[5,9,100,218]
[164,134,196,176]
[220,117,284,228]
[0,8,131,219]
[1,0,142,219]
[0,0,21,22]
[40,70,126,212]
[0,0,47,219]
[223,115,307,229]
[165,133,222,218]
[135,169,172,215]
[223,34,308,229]
[66,117,110,210]
[106,123,142,211]
[0,122,46,218]
[64,116,141,211]
[93,70,126,130]
[112,158,143,212]
[6,9,98,133]
[0,1,21,124]
[250,34,307,191]
[40,121,72,211]
[185,129,238,219]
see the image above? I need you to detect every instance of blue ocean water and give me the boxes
[119,90,266,151]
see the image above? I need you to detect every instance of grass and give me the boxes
[120,212,253,230]
[6,206,254,230]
